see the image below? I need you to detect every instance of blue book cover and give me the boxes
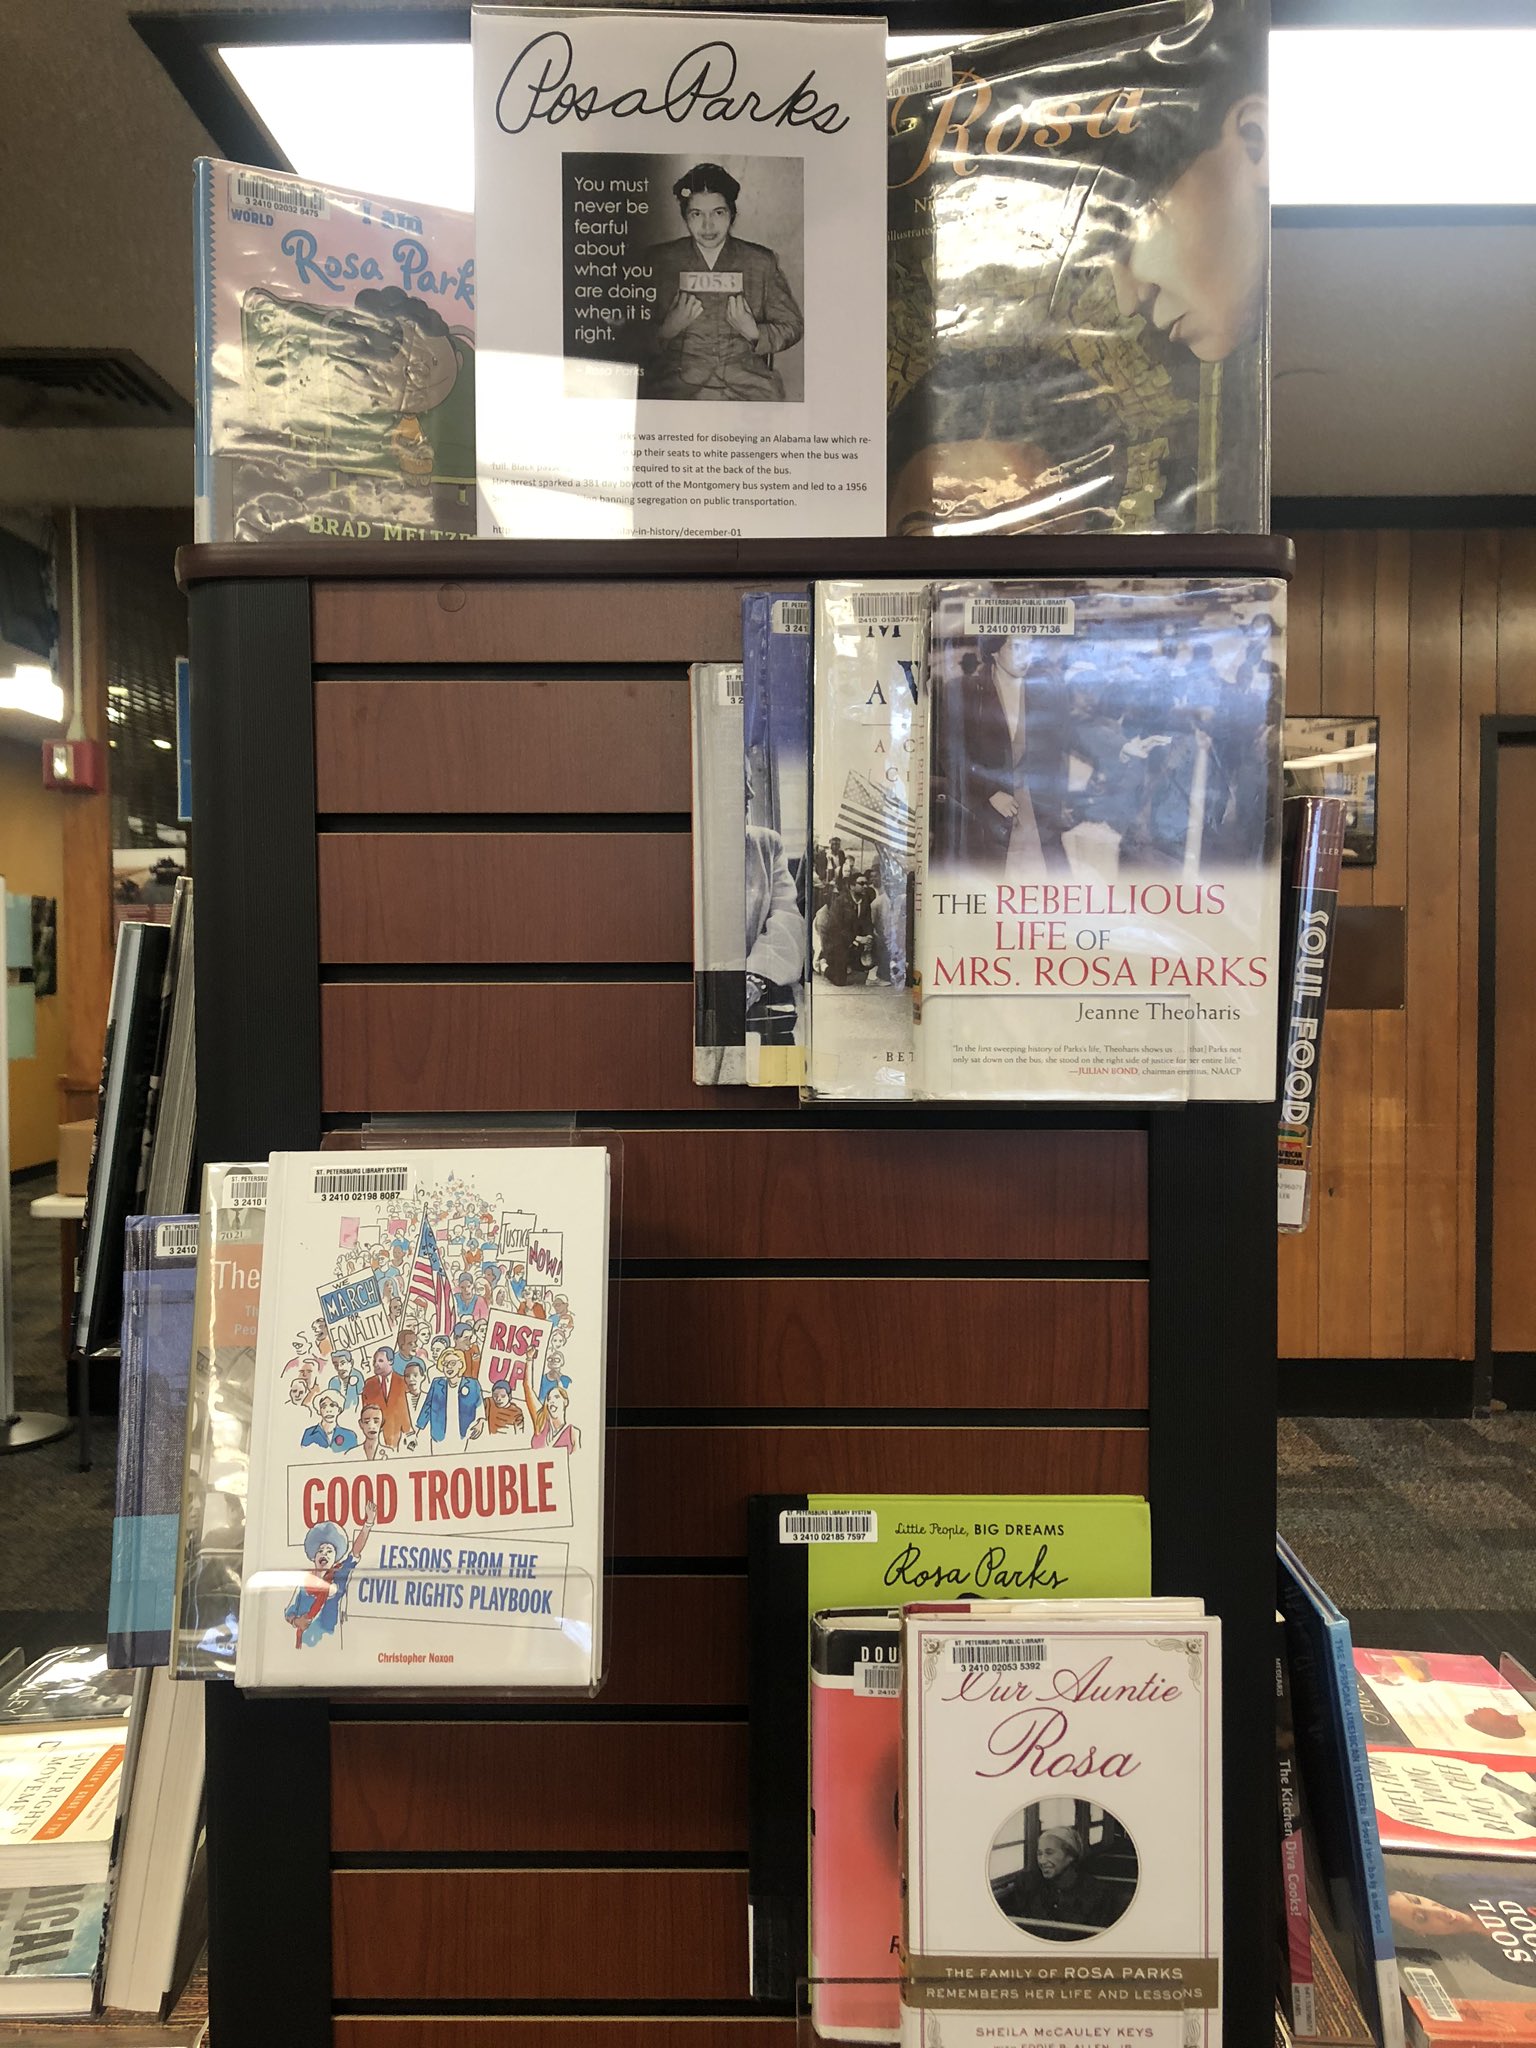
[1278,1535,1405,2048]
[742,589,811,1088]
[0,1882,108,2008]
[107,1217,199,1669]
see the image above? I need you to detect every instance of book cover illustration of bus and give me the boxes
[195,159,476,543]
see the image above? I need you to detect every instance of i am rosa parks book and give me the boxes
[237,1147,609,1691]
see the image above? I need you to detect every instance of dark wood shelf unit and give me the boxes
[188,537,1283,2048]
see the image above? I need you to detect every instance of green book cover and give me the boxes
[747,1492,1151,2006]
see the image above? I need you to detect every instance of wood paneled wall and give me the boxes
[1278,529,1536,1360]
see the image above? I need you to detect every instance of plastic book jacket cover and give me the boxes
[806,583,929,1102]
[173,1164,267,1678]
[194,158,475,544]
[886,0,1268,537]
[746,1493,1151,2012]
[690,660,748,1086]
[743,591,812,1087]
[1387,1852,1536,2046]
[915,575,1284,1101]
[237,1149,610,1691]
[1277,796,1347,1231]
[902,1605,1222,2047]
[108,1218,199,1669]
[0,1883,108,2008]
[0,1732,125,1881]
[1357,1650,1536,1859]
[1278,1542,1404,2048]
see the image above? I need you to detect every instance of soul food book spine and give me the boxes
[902,1607,1222,2048]
[806,582,930,1101]
[236,1148,609,1691]
[173,1164,267,1678]
[108,1218,199,1669]
[915,575,1284,1101]
[743,591,812,1088]
[1277,797,1347,1232]
[195,157,475,544]
[690,660,747,1086]
[885,0,1269,538]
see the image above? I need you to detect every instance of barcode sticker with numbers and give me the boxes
[311,1166,411,1203]
[1402,1967,1459,2024]
[718,664,744,706]
[771,600,810,636]
[888,55,954,99]
[154,1222,199,1261]
[232,171,329,220]
[948,1637,1047,1670]
[855,1659,902,1697]
[223,1174,267,1210]
[853,589,927,625]
[778,1509,878,1544]
[962,597,1076,638]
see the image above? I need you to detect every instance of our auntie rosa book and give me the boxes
[902,1604,1222,2048]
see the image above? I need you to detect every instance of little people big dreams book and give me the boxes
[237,1148,609,1690]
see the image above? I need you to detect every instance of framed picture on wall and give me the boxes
[1283,715,1379,867]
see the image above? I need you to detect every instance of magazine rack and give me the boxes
[182,531,1289,2048]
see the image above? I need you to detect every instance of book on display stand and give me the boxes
[236,1139,616,1694]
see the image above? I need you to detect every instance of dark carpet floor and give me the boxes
[2,1176,1533,1667]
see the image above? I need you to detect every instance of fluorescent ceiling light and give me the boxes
[220,27,1536,215]
[152,737,174,751]
[0,663,65,724]
[1270,30,1536,205]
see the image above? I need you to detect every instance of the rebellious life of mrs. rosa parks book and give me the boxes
[236,1148,610,1691]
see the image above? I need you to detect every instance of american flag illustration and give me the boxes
[834,769,917,863]
[402,1209,455,1340]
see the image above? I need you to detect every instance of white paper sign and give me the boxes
[472,6,887,538]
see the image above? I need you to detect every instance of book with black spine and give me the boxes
[1277,797,1348,1232]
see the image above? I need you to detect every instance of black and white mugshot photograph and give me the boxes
[988,1800,1139,1943]
[560,151,805,402]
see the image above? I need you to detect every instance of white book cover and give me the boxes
[903,1606,1222,2048]
[806,581,929,1100]
[472,6,887,538]
[0,1730,126,1886]
[237,1148,610,1691]
[915,578,1285,1102]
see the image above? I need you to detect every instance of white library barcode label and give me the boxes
[963,597,1076,637]
[854,1660,902,1696]
[1402,1966,1459,2025]
[888,55,954,98]
[949,1637,1047,1670]
[223,1174,267,1210]
[232,171,328,219]
[718,664,744,706]
[778,1509,878,1544]
[312,1166,411,1202]
[771,600,810,635]
[153,1222,199,1260]
[853,590,926,625]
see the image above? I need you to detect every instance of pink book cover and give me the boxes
[810,1614,902,2043]
[194,158,475,544]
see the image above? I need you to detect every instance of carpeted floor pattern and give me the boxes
[2,1177,1533,1663]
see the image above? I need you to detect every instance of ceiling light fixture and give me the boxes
[0,663,65,725]
[217,27,1536,214]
